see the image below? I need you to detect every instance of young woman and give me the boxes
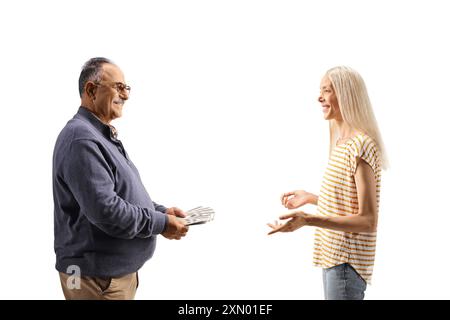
[268,66,387,300]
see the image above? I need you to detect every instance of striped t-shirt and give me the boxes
[313,133,381,284]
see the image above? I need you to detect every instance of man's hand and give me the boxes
[267,211,308,235]
[165,207,187,218]
[162,214,189,240]
[280,190,316,209]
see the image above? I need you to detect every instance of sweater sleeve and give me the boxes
[152,202,168,213]
[63,139,168,239]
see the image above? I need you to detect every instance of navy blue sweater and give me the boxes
[53,107,168,277]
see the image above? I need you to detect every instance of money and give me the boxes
[178,206,215,226]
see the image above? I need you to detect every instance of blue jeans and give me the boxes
[322,263,367,300]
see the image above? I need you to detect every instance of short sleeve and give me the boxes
[347,135,380,176]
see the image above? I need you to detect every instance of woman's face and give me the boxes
[318,76,342,121]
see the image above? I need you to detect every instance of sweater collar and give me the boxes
[76,106,119,141]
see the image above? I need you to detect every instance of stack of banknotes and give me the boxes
[179,206,215,226]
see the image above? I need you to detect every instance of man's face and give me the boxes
[92,63,129,123]
[318,76,342,121]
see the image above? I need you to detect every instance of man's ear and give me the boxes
[85,82,97,100]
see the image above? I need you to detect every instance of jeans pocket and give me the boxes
[325,263,347,272]
[345,264,367,286]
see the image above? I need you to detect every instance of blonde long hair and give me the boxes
[326,66,389,169]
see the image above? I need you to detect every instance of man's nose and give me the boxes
[120,91,129,101]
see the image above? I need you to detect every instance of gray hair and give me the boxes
[78,57,114,97]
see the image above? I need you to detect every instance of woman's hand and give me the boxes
[280,190,317,209]
[267,211,308,235]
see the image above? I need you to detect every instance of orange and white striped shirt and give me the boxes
[313,134,381,284]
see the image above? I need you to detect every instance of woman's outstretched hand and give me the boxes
[267,211,308,235]
[280,190,317,209]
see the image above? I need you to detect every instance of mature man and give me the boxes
[53,57,189,300]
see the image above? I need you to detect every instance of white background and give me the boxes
[1,0,449,299]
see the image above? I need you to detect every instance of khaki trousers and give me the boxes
[59,271,138,300]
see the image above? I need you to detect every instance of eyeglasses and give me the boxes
[94,81,131,94]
